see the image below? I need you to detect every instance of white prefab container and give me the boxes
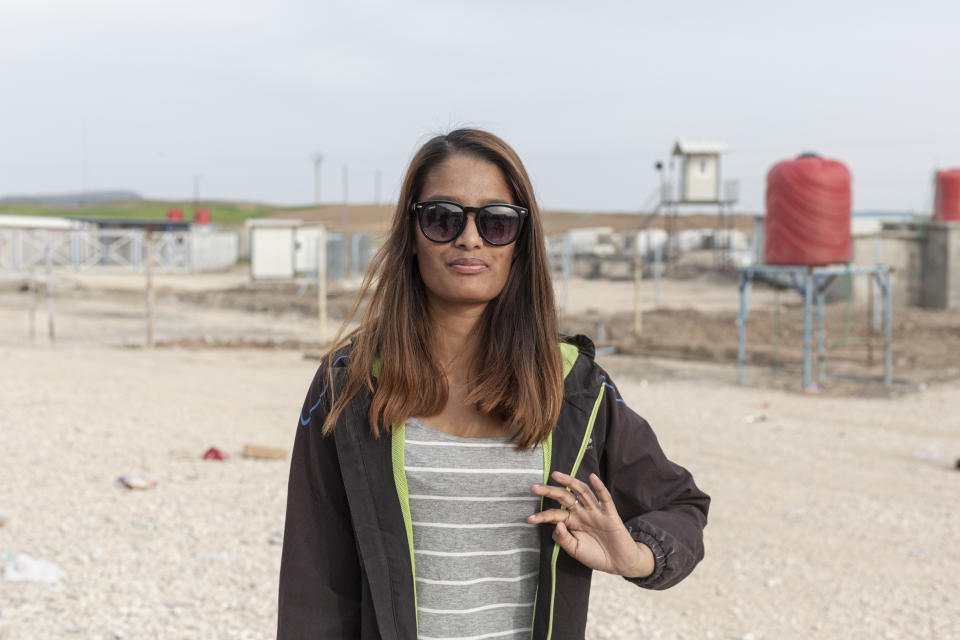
[248,219,300,280]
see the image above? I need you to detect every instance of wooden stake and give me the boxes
[145,225,155,348]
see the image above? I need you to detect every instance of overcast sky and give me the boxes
[2,0,959,213]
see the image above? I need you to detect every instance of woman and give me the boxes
[278,129,709,639]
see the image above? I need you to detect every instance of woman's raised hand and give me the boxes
[529,471,655,579]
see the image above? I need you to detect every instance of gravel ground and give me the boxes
[1,344,958,639]
[1,269,958,638]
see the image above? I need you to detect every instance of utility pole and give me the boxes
[193,174,201,215]
[80,123,88,207]
[312,153,324,204]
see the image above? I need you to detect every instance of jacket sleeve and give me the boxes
[277,363,361,638]
[596,370,710,590]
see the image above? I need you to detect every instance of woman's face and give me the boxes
[414,153,517,311]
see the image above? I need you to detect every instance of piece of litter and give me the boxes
[202,447,228,461]
[908,550,930,559]
[744,415,767,424]
[3,553,63,583]
[242,444,287,460]
[117,475,157,490]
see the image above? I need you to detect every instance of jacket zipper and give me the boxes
[528,431,552,638]
[390,421,418,634]
[541,382,605,640]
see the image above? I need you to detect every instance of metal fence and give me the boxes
[321,233,373,280]
[0,228,238,273]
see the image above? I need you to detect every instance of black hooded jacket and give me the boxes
[278,335,710,639]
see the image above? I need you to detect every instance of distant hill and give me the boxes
[0,190,142,206]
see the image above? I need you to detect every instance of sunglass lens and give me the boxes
[420,202,463,242]
[477,206,520,245]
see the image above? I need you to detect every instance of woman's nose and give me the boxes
[454,212,483,248]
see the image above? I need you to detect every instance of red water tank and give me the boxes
[765,155,852,265]
[194,209,211,225]
[166,208,183,222]
[934,169,960,222]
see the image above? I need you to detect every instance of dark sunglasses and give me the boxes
[411,200,528,246]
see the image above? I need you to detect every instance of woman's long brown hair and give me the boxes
[321,129,562,449]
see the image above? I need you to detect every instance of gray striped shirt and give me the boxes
[404,417,543,640]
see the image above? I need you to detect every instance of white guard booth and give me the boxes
[671,138,729,203]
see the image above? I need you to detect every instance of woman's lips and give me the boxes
[447,258,488,274]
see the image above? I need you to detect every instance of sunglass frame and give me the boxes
[410,200,529,246]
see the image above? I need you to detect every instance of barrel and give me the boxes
[764,155,852,265]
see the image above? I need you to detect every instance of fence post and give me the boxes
[317,230,327,336]
[561,232,572,312]
[633,232,643,335]
[44,231,55,344]
[654,240,663,308]
[872,234,882,331]
[145,225,155,348]
[28,269,37,343]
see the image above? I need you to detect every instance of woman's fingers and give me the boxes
[551,521,577,555]
[530,472,613,524]
[588,473,616,509]
[551,471,600,509]
[530,482,579,509]
[527,507,572,525]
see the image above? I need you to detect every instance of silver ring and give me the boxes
[569,493,580,511]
